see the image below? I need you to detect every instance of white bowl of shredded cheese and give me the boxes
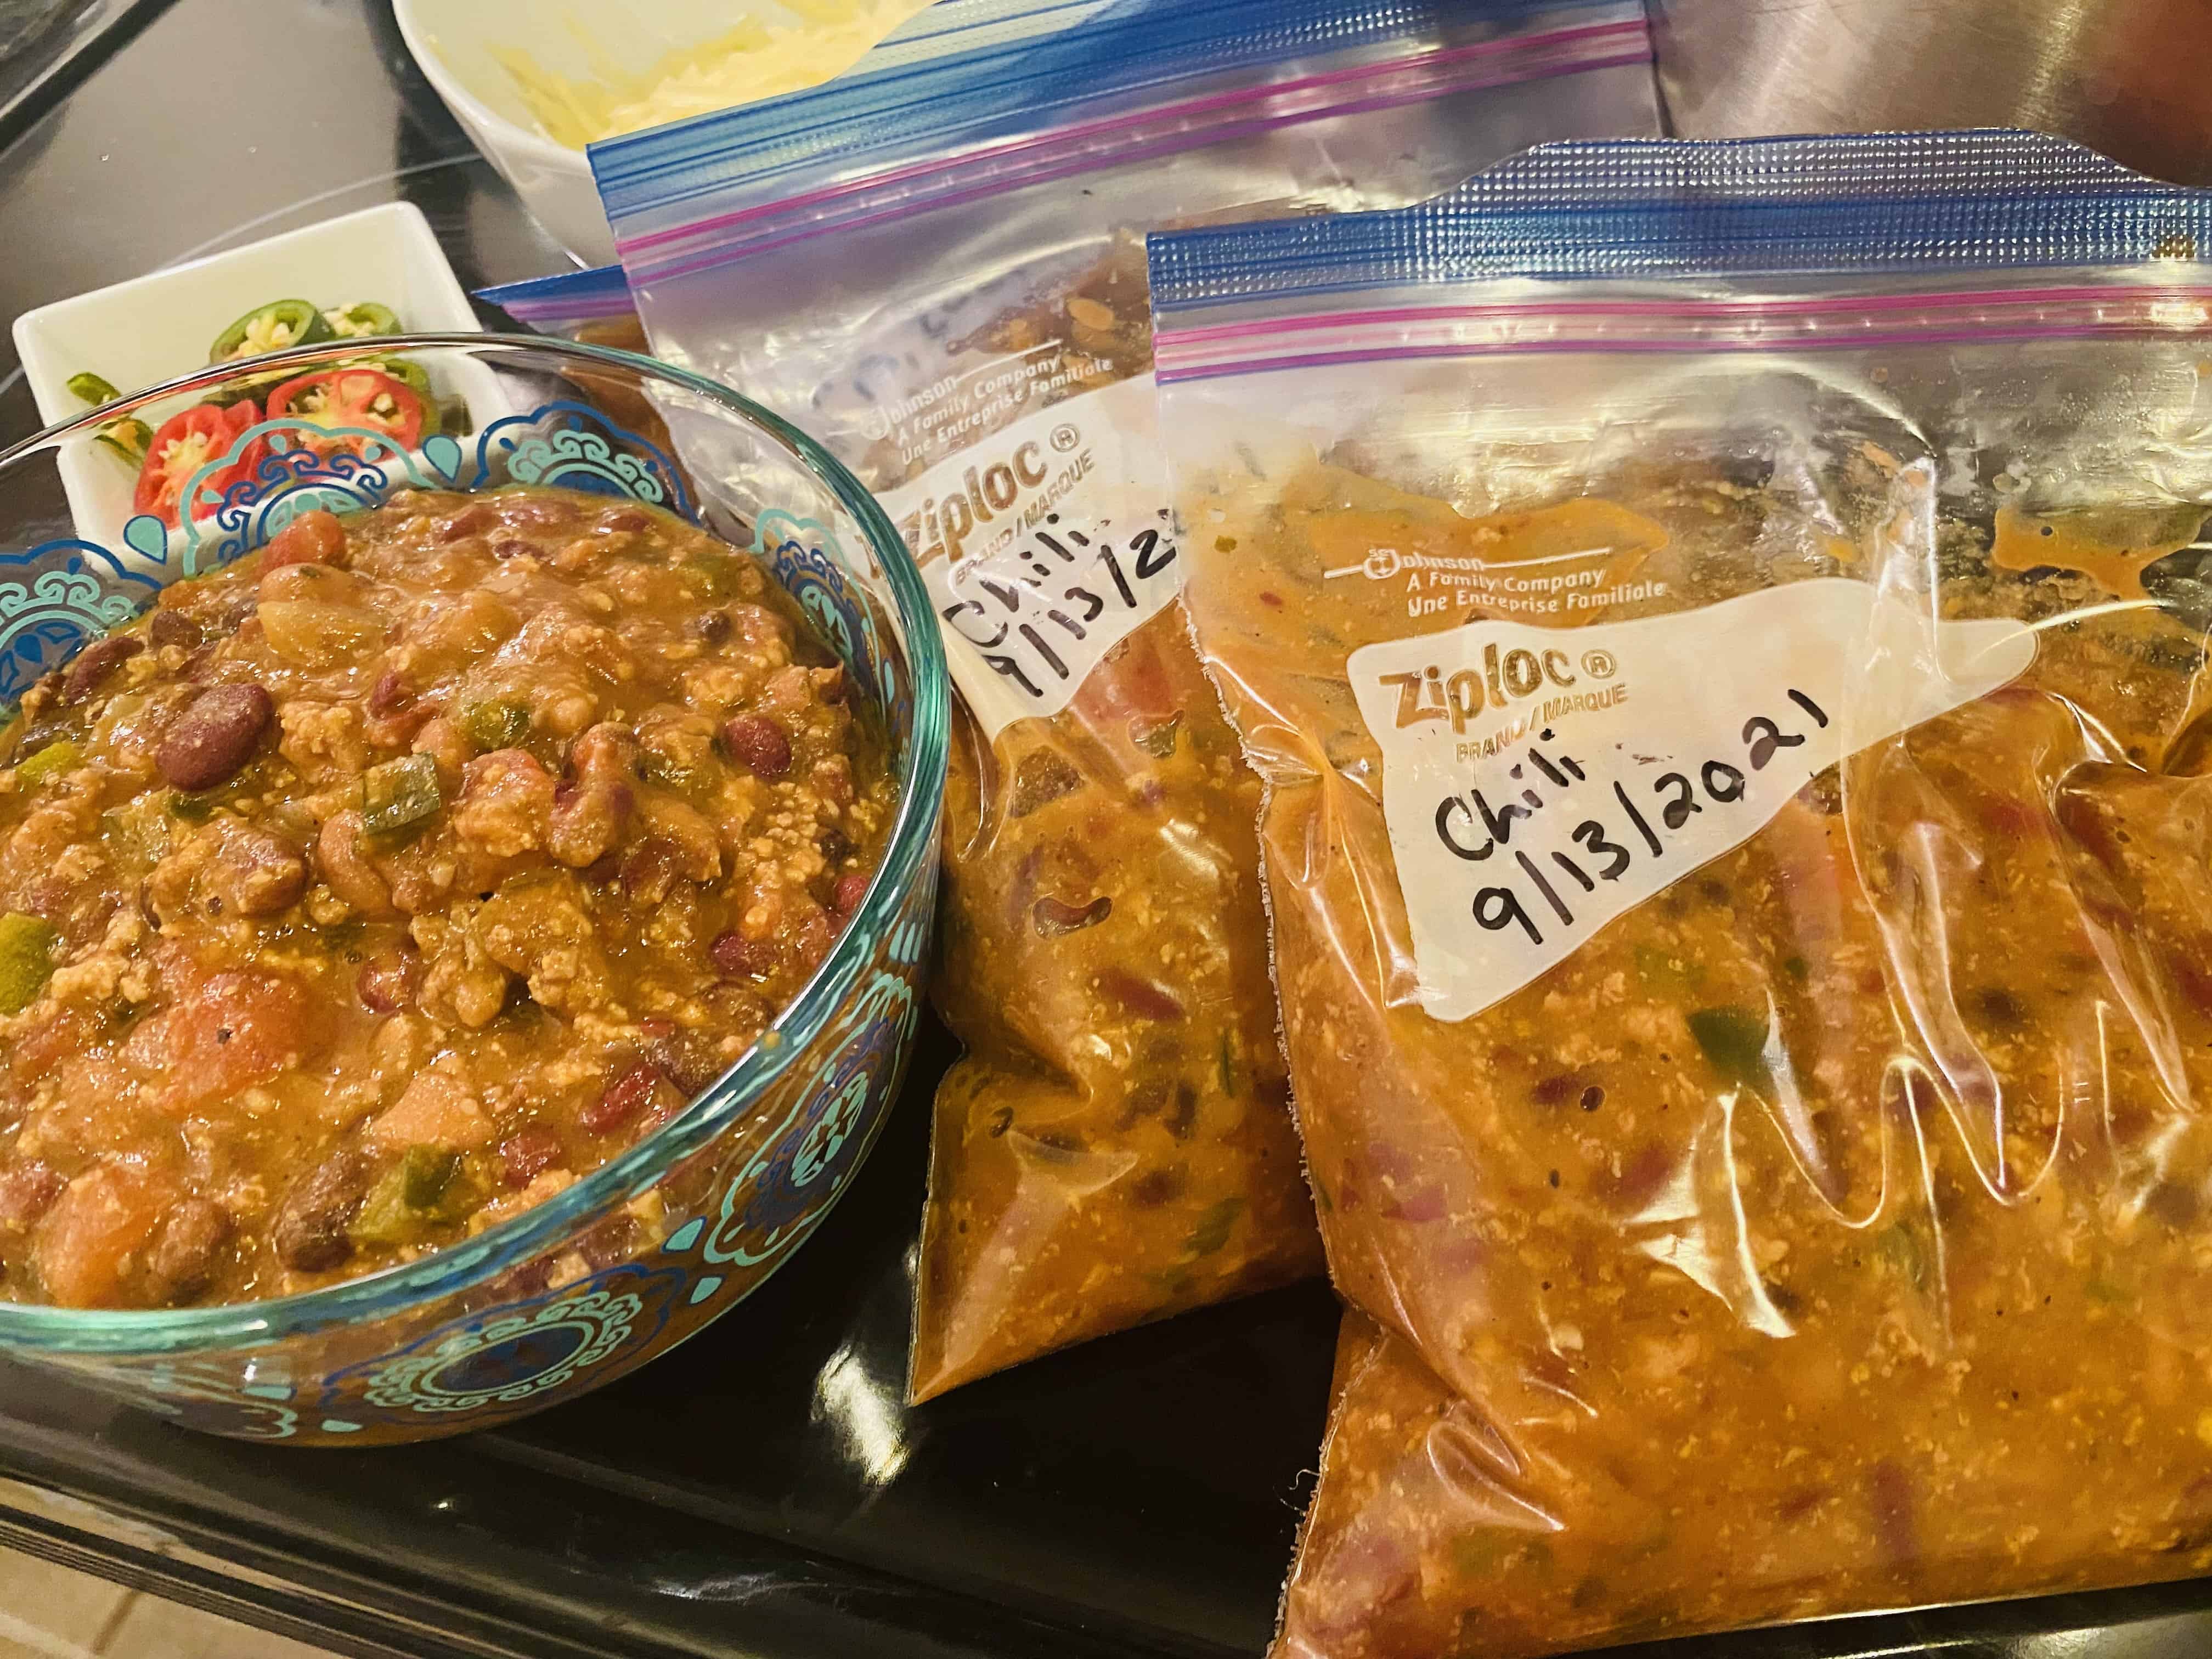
[393,0,934,265]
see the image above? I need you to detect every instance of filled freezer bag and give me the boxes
[594,0,1661,1398]
[1149,131,2212,1654]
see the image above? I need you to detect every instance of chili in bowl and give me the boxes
[0,335,947,1444]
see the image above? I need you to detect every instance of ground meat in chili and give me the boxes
[0,487,894,1308]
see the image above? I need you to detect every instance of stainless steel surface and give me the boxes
[0,0,166,155]
[1652,0,2212,184]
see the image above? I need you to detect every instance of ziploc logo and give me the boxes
[1376,641,1625,737]
[894,413,1091,568]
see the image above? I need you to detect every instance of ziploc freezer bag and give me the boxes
[594,0,1661,1400]
[478,265,644,352]
[1149,131,2212,1656]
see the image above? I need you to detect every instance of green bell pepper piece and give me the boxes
[14,740,80,789]
[460,699,530,754]
[362,753,443,840]
[351,1147,467,1246]
[0,912,58,1015]
[1687,1005,1770,1084]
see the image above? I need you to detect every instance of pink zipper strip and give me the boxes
[619,19,1651,275]
[1153,285,2212,380]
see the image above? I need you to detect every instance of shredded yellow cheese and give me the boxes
[491,0,934,148]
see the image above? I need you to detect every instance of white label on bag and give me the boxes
[876,373,1178,740]
[1350,579,2039,1023]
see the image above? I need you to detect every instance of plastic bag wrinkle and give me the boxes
[605,0,1661,1400]
[1151,217,2212,1645]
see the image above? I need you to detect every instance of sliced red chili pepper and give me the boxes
[267,366,426,457]
[133,399,268,528]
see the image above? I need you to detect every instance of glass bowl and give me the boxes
[0,335,946,1444]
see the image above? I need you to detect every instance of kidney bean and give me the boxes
[157,684,273,791]
[2055,788,2125,872]
[600,508,650,533]
[1034,895,1111,938]
[369,671,415,717]
[499,1125,566,1188]
[356,950,422,1014]
[204,825,309,918]
[719,713,792,779]
[549,778,633,869]
[620,836,686,905]
[831,870,871,917]
[438,504,495,543]
[1382,1186,1446,1223]
[144,1198,231,1304]
[317,810,396,917]
[147,609,203,652]
[1098,967,1184,1022]
[1868,1460,1920,1568]
[495,493,575,532]
[263,510,349,569]
[710,929,775,979]
[583,1060,664,1134]
[646,1026,722,1095]
[60,636,142,704]
[271,1149,369,1273]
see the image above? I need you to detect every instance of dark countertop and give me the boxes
[2,4,2211,1657]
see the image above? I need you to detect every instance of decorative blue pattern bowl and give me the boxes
[0,335,947,1444]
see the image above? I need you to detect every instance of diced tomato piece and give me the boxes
[32,1163,174,1308]
[127,968,313,1114]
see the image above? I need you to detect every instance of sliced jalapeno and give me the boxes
[323,302,402,340]
[199,367,295,411]
[92,416,152,467]
[67,371,120,408]
[208,298,335,364]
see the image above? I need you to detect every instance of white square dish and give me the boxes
[12,201,502,552]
